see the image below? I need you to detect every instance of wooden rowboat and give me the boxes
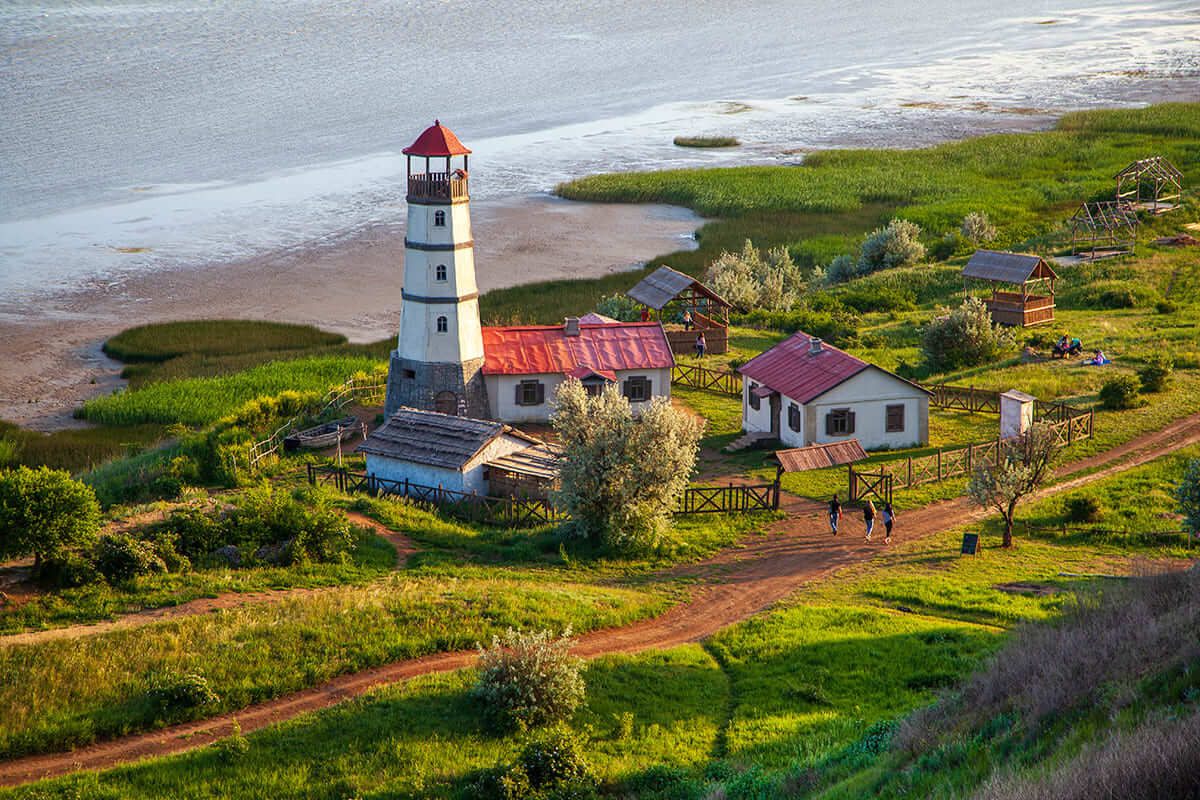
[284,417,361,450]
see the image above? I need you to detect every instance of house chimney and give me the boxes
[565,317,580,337]
[810,337,822,355]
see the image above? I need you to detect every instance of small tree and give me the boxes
[472,627,585,732]
[705,240,806,312]
[858,219,925,275]
[594,293,640,322]
[551,379,701,551]
[960,212,997,242]
[1137,354,1173,393]
[1099,375,1142,409]
[967,423,1059,548]
[0,466,101,569]
[922,296,1017,371]
[1174,458,1200,541]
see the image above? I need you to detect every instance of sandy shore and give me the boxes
[0,195,699,431]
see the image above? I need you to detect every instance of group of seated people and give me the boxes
[1054,334,1108,365]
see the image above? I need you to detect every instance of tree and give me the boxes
[551,379,701,551]
[922,296,1017,371]
[967,423,1059,548]
[705,240,806,312]
[1174,458,1200,541]
[0,466,101,569]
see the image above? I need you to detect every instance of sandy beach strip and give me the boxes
[0,195,699,431]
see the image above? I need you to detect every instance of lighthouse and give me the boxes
[384,121,489,418]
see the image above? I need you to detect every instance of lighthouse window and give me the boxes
[435,264,447,282]
[434,210,446,227]
[436,316,448,333]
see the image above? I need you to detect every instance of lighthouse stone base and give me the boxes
[384,351,491,419]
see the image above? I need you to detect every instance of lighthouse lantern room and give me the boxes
[384,121,489,419]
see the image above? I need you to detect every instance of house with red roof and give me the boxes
[738,332,930,450]
[481,317,675,423]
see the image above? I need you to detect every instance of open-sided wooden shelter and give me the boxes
[1070,201,1138,259]
[626,266,731,355]
[1116,156,1183,215]
[962,250,1058,327]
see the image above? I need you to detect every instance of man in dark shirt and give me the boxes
[829,494,841,535]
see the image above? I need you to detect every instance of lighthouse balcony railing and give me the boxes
[408,172,469,202]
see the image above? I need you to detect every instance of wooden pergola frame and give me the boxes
[1116,156,1183,215]
[1070,201,1139,259]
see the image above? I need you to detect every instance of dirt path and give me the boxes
[2,414,1198,786]
[0,513,416,649]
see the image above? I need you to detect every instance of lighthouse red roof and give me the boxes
[402,120,471,157]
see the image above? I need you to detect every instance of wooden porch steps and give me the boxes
[724,431,775,453]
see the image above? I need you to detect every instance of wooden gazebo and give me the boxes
[962,250,1058,327]
[1116,156,1182,215]
[626,266,732,355]
[1070,201,1139,259]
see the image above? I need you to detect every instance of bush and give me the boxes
[858,219,925,276]
[472,628,585,732]
[224,483,355,563]
[468,728,597,800]
[825,254,859,285]
[594,293,640,322]
[96,533,168,583]
[149,672,219,717]
[1137,354,1173,393]
[1071,280,1159,310]
[1174,458,1200,540]
[733,308,859,345]
[960,211,997,242]
[1155,299,1179,314]
[921,297,1017,372]
[839,284,916,313]
[1066,495,1102,523]
[37,552,103,589]
[1099,375,1142,409]
[705,240,806,312]
[0,466,101,569]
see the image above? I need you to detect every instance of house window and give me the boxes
[436,316,448,333]
[583,380,606,397]
[434,210,446,227]
[515,380,545,406]
[748,382,761,411]
[623,376,651,402]
[825,408,855,437]
[435,264,447,282]
[886,404,905,433]
[788,403,801,432]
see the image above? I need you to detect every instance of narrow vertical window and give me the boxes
[436,316,448,333]
[435,264,447,282]
[434,210,446,227]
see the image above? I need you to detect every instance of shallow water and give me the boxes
[1,0,1197,299]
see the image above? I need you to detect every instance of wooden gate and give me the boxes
[848,466,892,506]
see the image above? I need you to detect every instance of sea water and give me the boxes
[1,0,1197,300]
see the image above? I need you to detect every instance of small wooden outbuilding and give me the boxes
[626,266,731,355]
[1070,201,1139,259]
[962,250,1058,327]
[1116,156,1183,215]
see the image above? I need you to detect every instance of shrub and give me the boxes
[1156,299,1179,314]
[472,628,585,732]
[705,240,806,312]
[921,297,1017,371]
[858,219,925,276]
[1174,458,1200,540]
[594,293,640,322]
[733,308,859,345]
[0,466,101,570]
[224,483,355,563]
[163,508,226,560]
[552,381,701,551]
[149,672,219,717]
[1099,375,1142,409]
[1137,354,1173,393]
[1071,280,1159,310]
[38,552,103,589]
[468,728,597,800]
[839,284,916,313]
[825,254,859,284]
[960,211,997,242]
[1066,495,1102,523]
[213,719,251,762]
[96,533,168,583]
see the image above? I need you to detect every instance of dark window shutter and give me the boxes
[826,413,835,435]
[622,379,630,399]
[644,378,652,398]
[515,383,525,406]
[848,411,856,434]
[535,382,545,405]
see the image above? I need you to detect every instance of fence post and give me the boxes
[907,455,912,488]
[967,444,973,474]
[404,477,409,500]
[937,448,942,482]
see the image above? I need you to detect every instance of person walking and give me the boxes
[829,494,841,535]
[695,332,706,359]
[863,499,877,540]
[682,310,693,331]
[882,501,895,544]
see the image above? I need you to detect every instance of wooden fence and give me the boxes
[248,376,386,471]
[671,363,740,397]
[925,384,1001,414]
[308,465,778,526]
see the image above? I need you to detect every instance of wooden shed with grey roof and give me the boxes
[626,265,731,354]
[357,408,550,497]
[962,249,1058,327]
